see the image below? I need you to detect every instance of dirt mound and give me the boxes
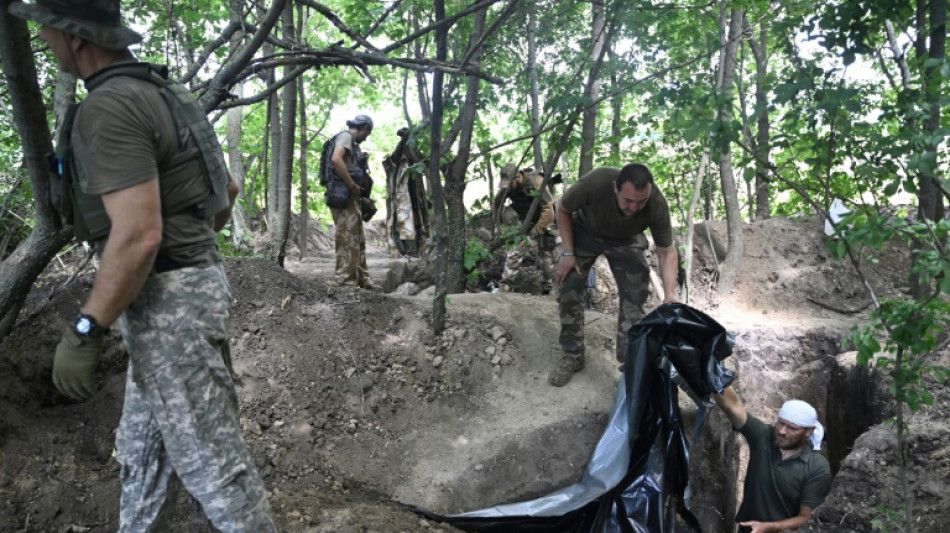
[2,214,946,533]
[0,255,622,532]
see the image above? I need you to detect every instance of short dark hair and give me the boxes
[616,163,654,190]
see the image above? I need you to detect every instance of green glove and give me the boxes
[53,329,102,401]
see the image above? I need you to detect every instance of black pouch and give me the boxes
[325,178,350,209]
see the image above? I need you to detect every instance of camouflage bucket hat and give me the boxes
[500,162,518,186]
[9,0,142,50]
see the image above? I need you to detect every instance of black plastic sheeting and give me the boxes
[413,303,735,533]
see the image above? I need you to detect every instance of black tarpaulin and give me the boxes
[413,303,735,533]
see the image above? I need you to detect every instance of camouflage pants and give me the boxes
[331,193,370,287]
[116,264,277,533]
[558,229,650,363]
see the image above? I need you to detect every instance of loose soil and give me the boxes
[1,215,948,533]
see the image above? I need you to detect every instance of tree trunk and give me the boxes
[0,2,73,341]
[272,3,297,267]
[428,0,448,333]
[297,73,310,258]
[910,0,947,300]
[443,8,488,294]
[578,0,606,177]
[684,150,710,304]
[226,82,251,247]
[609,67,622,163]
[714,5,744,296]
[266,90,282,236]
[256,105,271,223]
[296,2,309,258]
[226,0,250,247]
[412,13,432,122]
[747,21,771,220]
[401,68,413,125]
[527,1,544,169]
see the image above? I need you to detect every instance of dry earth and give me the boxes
[1,214,948,533]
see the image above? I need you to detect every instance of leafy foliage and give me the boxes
[462,235,493,282]
[832,211,950,413]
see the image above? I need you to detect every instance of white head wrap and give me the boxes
[777,400,824,450]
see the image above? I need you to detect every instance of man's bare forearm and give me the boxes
[214,178,240,232]
[656,244,678,302]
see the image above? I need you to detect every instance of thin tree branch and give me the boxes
[381,0,502,55]
[363,0,406,38]
[198,0,289,112]
[458,0,521,67]
[298,0,382,53]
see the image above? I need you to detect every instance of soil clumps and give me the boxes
[1,214,948,532]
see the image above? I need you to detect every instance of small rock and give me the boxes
[395,282,420,295]
[432,355,445,368]
[489,325,506,341]
[256,413,272,430]
[241,417,262,436]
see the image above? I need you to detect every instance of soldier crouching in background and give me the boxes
[493,164,560,295]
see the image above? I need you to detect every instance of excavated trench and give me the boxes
[687,325,889,532]
[284,249,895,531]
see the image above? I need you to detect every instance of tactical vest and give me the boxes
[50,62,231,242]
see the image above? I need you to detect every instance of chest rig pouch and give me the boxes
[50,62,231,242]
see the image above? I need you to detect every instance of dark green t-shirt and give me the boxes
[72,73,219,267]
[559,167,673,247]
[736,415,832,523]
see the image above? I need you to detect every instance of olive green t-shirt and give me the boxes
[559,167,673,247]
[334,131,356,165]
[736,415,832,523]
[72,71,219,267]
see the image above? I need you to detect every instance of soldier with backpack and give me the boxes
[321,115,375,288]
[9,1,277,530]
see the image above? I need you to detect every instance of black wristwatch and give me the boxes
[73,313,109,339]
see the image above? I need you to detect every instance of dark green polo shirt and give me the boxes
[735,415,832,523]
[559,167,673,247]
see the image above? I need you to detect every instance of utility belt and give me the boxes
[153,253,184,273]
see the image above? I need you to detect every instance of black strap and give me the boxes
[154,253,184,273]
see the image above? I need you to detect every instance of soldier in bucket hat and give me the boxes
[9,1,277,530]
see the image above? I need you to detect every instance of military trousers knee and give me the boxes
[331,194,369,287]
[115,265,277,532]
[558,232,650,363]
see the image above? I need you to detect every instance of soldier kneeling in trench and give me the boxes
[713,386,832,532]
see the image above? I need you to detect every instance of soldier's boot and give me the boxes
[548,354,585,387]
